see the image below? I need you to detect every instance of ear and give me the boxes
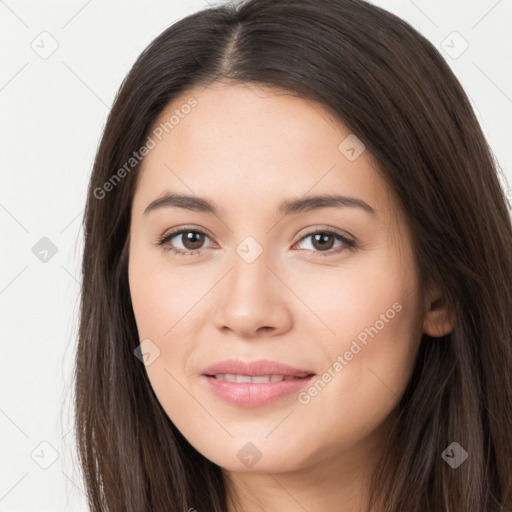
[422,281,457,337]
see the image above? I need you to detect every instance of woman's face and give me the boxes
[128,80,425,474]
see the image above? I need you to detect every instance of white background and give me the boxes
[1,0,511,510]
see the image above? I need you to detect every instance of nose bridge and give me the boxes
[212,236,292,335]
[228,238,277,302]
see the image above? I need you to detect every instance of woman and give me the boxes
[75,0,512,510]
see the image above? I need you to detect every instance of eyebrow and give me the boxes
[143,192,377,217]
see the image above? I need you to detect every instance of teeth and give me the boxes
[214,374,299,383]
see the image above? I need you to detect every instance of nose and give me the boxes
[212,251,293,339]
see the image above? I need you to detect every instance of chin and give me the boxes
[194,438,315,474]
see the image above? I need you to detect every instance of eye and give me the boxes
[157,228,215,256]
[293,229,355,256]
[156,227,356,257]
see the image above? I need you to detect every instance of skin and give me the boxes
[128,79,454,512]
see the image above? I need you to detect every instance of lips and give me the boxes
[200,359,316,407]
[201,358,315,378]
[213,374,303,383]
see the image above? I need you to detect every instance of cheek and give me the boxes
[128,249,204,341]
[128,256,207,428]
[288,250,421,410]
[128,252,211,400]
[287,245,419,349]
[302,268,420,439]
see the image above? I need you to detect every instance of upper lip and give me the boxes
[202,359,315,377]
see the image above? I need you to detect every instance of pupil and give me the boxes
[184,231,204,250]
[313,233,334,251]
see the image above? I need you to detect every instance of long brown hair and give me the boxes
[75,0,512,510]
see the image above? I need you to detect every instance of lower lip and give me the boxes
[202,375,315,407]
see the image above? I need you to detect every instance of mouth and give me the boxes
[201,358,315,378]
[200,358,316,407]
[206,373,313,383]
[201,371,316,407]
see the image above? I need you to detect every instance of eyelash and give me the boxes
[155,227,356,258]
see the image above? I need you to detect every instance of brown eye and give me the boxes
[294,230,355,256]
[179,231,205,250]
[310,232,335,251]
[158,229,214,255]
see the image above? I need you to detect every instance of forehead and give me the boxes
[148,80,351,159]
[133,80,397,224]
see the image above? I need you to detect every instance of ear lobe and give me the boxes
[422,283,457,337]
